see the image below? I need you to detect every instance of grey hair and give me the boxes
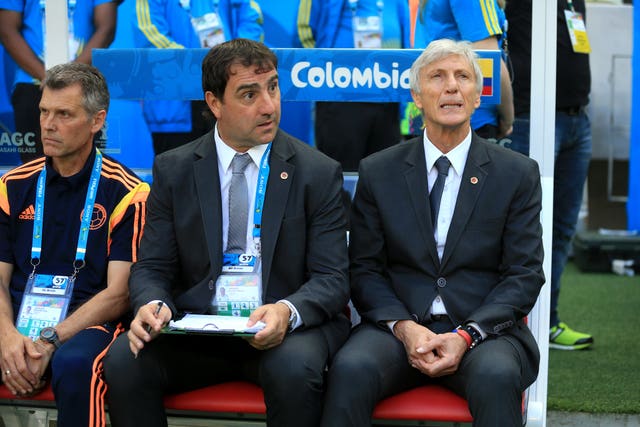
[41,62,110,116]
[409,39,483,95]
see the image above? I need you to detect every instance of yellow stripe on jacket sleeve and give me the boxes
[249,0,265,43]
[136,0,183,48]
[250,0,263,25]
[0,180,9,216]
[480,0,502,36]
[298,0,315,48]
[0,160,46,215]
[108,182,150,259]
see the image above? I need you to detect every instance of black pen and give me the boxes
[146,301,164,334]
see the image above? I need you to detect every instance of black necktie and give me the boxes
[429,156,451,227]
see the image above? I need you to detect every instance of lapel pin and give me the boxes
[280,172,288,180]
[470,177,478,184]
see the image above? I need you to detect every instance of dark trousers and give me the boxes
[315,102,401,172]
[11,83,43,163]
[321,322,539,427]
[104,316,350,427]
[52,323,122,427]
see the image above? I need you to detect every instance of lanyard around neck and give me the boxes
[30,150,103,277]
[252,143,271,243]
[180,0,221,13]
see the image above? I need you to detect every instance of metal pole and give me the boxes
[44,0,69,69]
[526,0,557,425]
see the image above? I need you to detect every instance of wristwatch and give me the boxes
[287,308,298,332]
[39,327,61,350]
[277,300,298,332]
[462,324,483,350]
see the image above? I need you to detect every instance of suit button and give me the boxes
[436,277,447,288]
[208,280,214,290]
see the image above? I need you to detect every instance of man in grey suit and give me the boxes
[103,39,350,427]
[320,39,545,427]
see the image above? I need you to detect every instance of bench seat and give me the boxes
[0,381,472,425]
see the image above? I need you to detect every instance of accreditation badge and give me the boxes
[191,12,226,48]
[564,10,591,54]
[17,274,73,340]
[215,255,262,316]
[352,15,382,49]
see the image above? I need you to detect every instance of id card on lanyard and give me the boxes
[564,1,591,54]
[214,144,271,317]
[183,0,227,48]
[350,0,383,49]
[16,151,103,340]
[40,0,79,60]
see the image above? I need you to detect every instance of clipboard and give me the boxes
[163,314,265,336]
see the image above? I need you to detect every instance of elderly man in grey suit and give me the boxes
[321,39,545,427]
[103,38,350,427]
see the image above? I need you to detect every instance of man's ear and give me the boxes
[205,91,221,119]
[410,90,423,110]
[474,92,481,109]
[91,110,106,134]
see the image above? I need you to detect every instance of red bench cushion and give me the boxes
[373,384,472,422]
[163,382,472,422]
[0,384,55,402]
[0,382,472,422]
[164,381,266,414]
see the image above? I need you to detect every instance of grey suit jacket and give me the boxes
[349,134,544,355]
[129,130,350,329]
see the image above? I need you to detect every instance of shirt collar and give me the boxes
[45,145,97,188]
[214,124,270,172]
[423,129,472,176]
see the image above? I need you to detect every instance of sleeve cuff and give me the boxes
[277,299,303,331]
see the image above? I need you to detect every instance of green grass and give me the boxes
[547,262,640,413]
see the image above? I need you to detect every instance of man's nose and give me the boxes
[444,75,458,91]
[258,91,277,115]
[40,114,55,130]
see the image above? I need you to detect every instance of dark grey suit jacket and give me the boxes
[129,130,350,330]
[349,134,544,357]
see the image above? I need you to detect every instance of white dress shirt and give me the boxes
[423,129,471,316]
[215,126,268,256]
[215,127,302,330]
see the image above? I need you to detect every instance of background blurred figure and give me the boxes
[99,0,155,176]
[257,0,339,145]
[506,0,594,350]
[0,45,18,167]
[0,0,120,163]
[412,0,513,140]
[128,0,263,155]
[313,0,410,172]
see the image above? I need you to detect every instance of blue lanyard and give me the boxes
[30,150,103,278]
[252,143,271,243]
[348,0,384,16]
[180,0,220,13]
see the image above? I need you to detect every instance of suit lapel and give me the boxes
[259,132,294,298]
[440,136,489,269]
[403,139,440,267]
[193,137,223,276]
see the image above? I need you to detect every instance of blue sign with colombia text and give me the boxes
[92,48,501,104]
